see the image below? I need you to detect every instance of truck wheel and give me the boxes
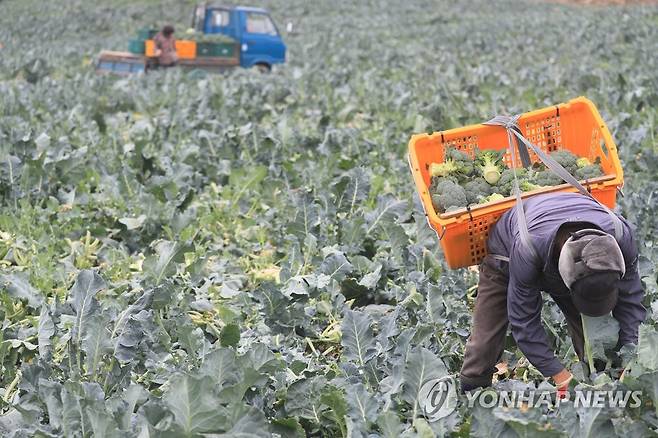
[254,63,271,73]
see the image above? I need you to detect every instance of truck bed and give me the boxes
[97,50,239,75]
[97,51,152,75]
[178,55,239,71]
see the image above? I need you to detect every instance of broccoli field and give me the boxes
[1,0,658,436]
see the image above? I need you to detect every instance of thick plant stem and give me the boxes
[581,315,595,376]
[2,370,22,403]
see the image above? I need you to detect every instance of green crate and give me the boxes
[128,39,146,54]
[197,42,235,58]
[137,28,158,41]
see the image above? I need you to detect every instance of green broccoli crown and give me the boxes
[549,149,579,174]
[429,175,458,193]
[445,147,472,163]
[429,160,460,178]
[576,164,604,180]
[430,147,475,179]
[441,148,474,178]
[493,167,527,196]
[531,169,564,187]
[463,177,492,205]
[518,180,545,192]
[428,147,605,214]
[430,178,468,213]
[485,193,506,203]
[475,148,506,184]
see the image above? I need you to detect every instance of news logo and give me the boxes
[419,376,458,421]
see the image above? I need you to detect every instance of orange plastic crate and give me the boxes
[175,40,196,59]
[408,96,624,269]
[144,40,196,59]
[145,40,155,57]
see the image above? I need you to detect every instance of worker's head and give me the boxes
[558,228,626,317]
[162,25,175,37]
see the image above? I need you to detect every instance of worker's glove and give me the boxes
[551,369,574,400]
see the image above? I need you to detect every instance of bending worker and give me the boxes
[459,192,646,393]
[153,25,178,67]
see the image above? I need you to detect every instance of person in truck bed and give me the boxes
[153,25,178,67]
[459,192,646,395]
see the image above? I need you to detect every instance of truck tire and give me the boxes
[254,63,271,73]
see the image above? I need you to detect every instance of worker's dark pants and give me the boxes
[459,255,586,391]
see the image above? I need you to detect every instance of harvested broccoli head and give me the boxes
[519,180,546,192]
[429,147,474,179]
[493,167,527,197]
[576,164,604,180]
[485,193,505,203]
[463,177,492,205]
[429,175,458,194]
[549,149,579,175]
[576,157,592,168]
[445,147,475,177]
[430,178,468,213]
[429,161,460,178]
[530,169,564,186]
[475,148,506,185]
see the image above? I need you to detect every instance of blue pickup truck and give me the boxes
[97,4,287,75]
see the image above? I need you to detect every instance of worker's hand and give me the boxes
[154,48,162,56]
[552,368,573,399]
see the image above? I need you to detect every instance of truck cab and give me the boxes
[193,5,286,70]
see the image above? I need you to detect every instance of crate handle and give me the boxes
[437,224,447,241]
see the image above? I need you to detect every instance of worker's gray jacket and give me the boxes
[487,192,646,377]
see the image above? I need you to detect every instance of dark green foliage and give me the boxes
[0,0,657,436]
